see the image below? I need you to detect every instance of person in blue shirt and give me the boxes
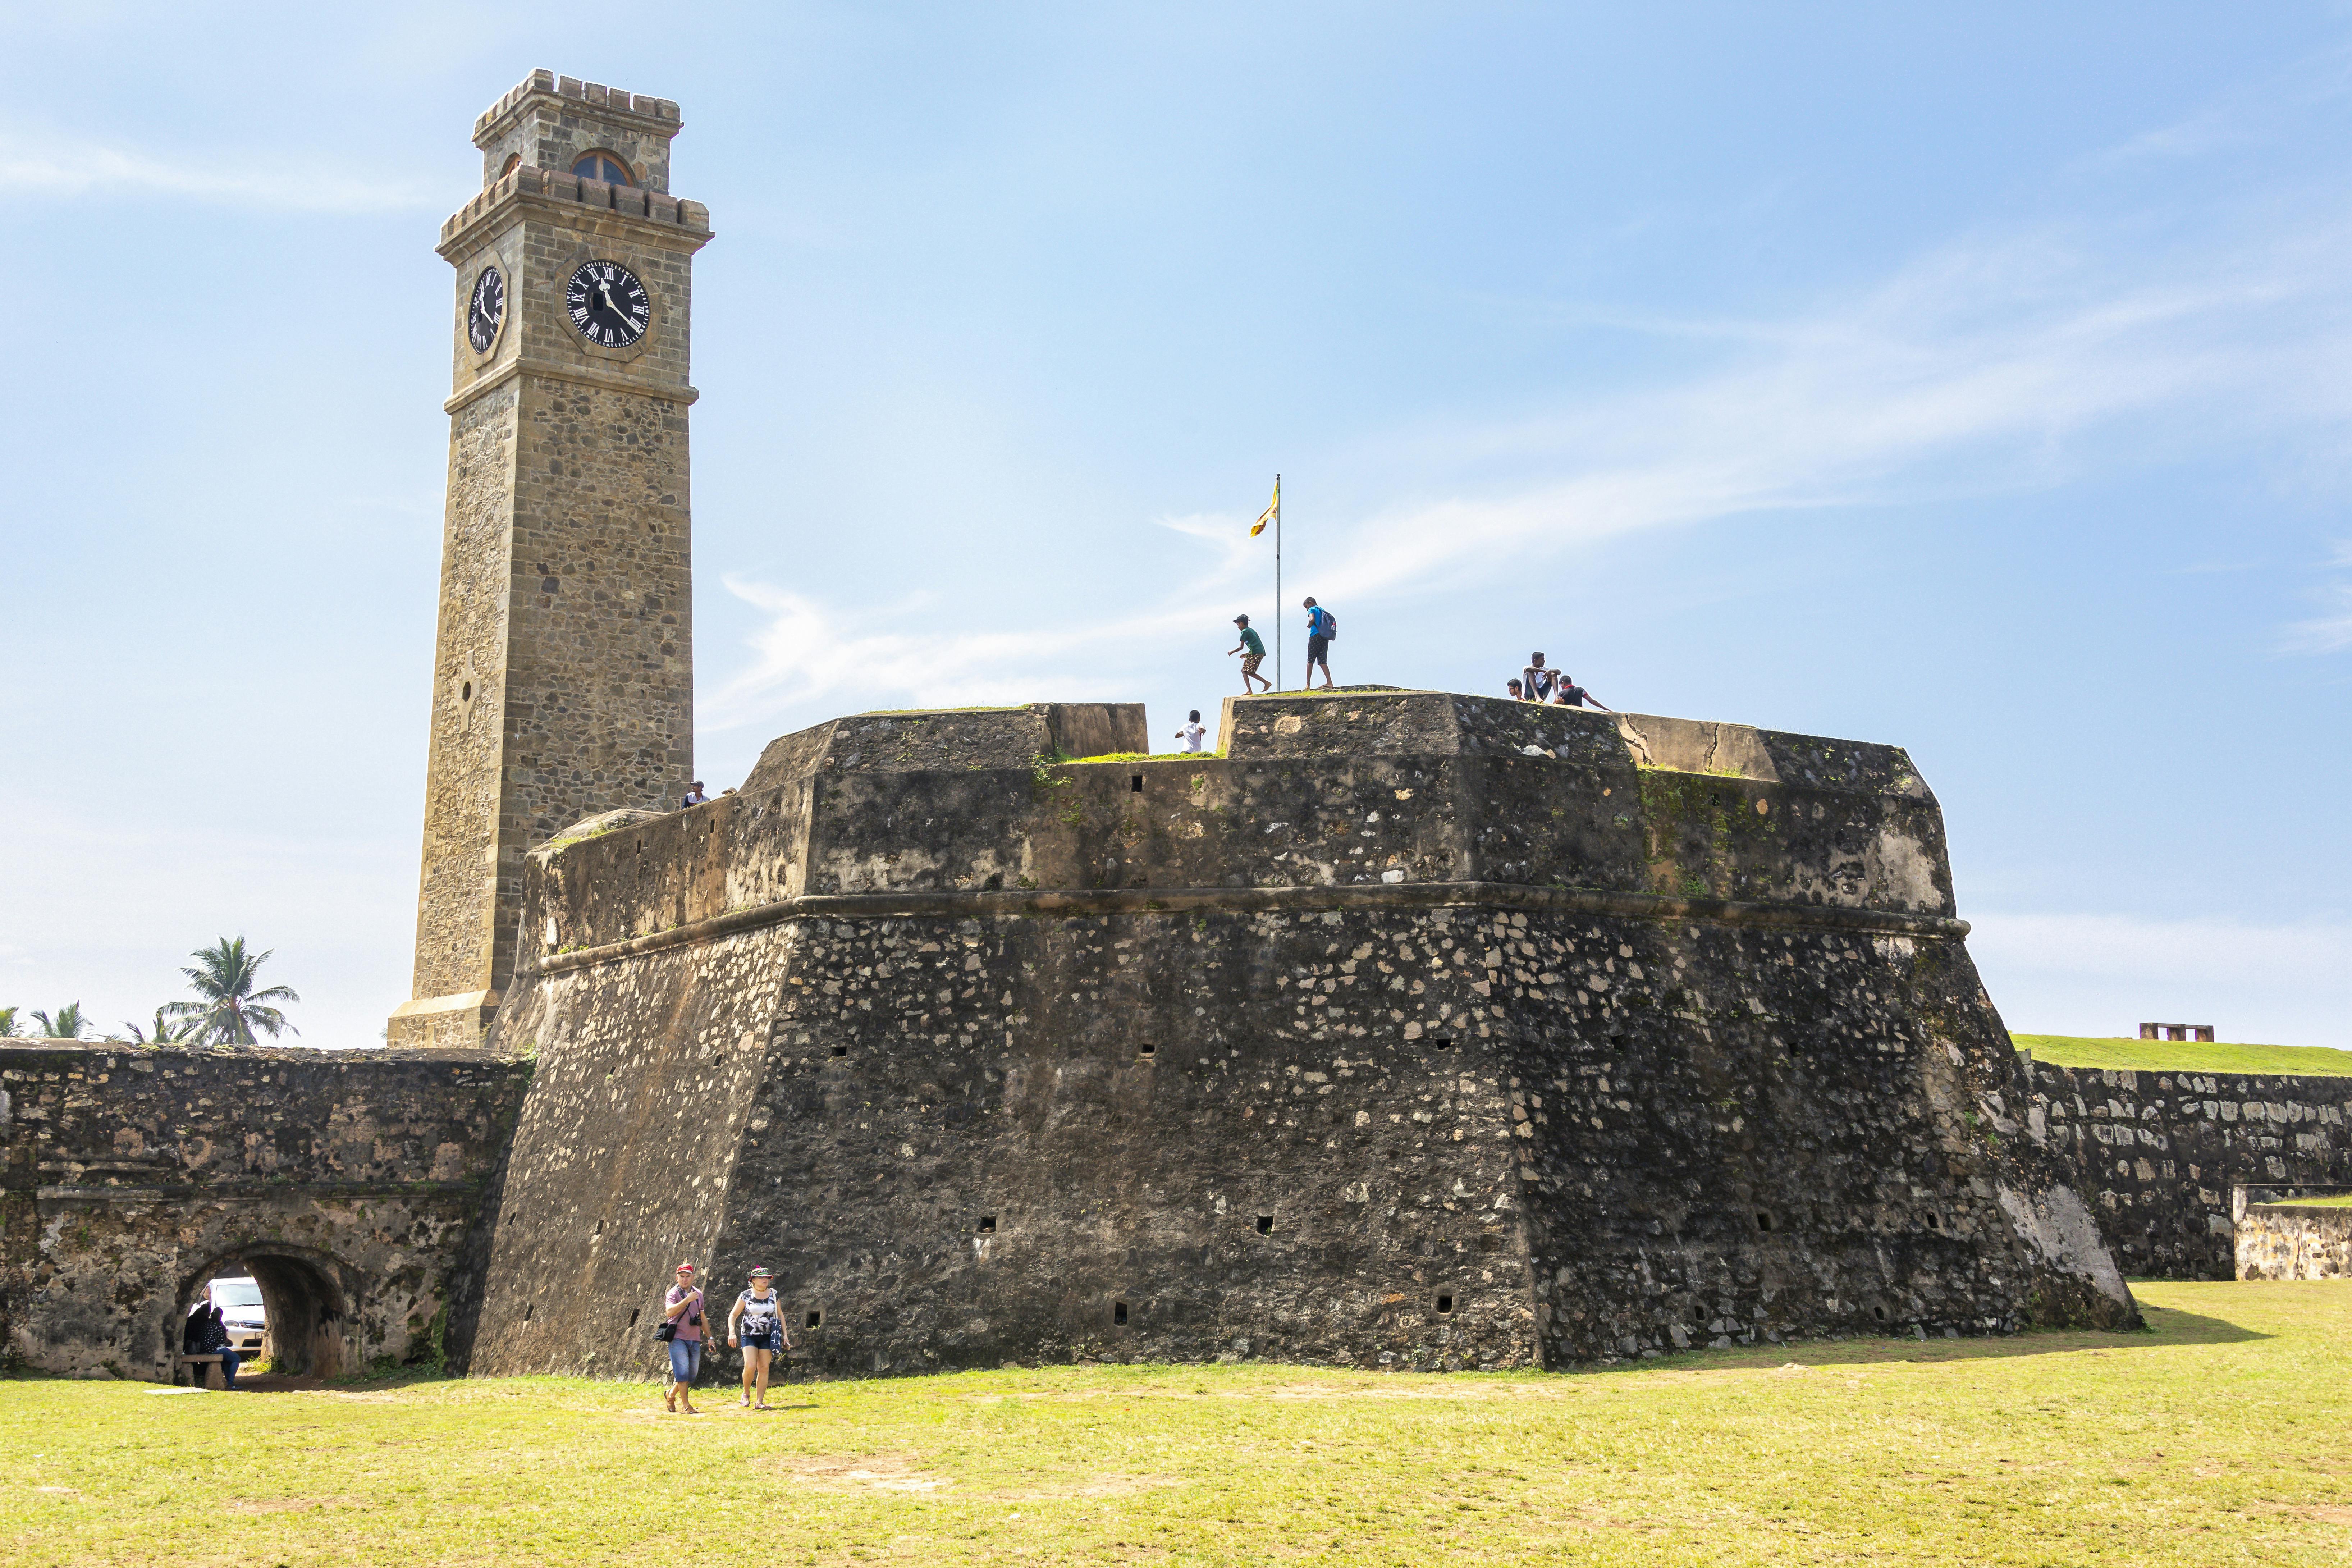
[1302,598,1336,690]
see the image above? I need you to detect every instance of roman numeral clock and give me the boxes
[390,71,714,1051]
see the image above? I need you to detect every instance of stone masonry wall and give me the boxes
[2234,1201,2352,1280]
[460,692,2133,1380]
[1,1044,529,1382]
[2017,1059,2352,1279]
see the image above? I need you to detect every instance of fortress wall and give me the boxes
[2018,1060,2352,1279]
[462,692,2133,1377]
[0,1045,529,1380]
[457,927,793,1377]
[2234,1202,2352,1280]
[1506,919,2097,1361]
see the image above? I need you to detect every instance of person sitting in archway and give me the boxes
[196,1305,242,1389]
[182,1302,210,1356]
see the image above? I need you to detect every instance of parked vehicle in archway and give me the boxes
[206,1276,266,1355]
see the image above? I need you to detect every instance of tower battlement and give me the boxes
[472,69,684,195]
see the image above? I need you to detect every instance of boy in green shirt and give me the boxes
[1229,615,1271,693]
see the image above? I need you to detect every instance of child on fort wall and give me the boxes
[659,1262,705,1414]
[1228,616,1270,693]
[1174,710,1208,753]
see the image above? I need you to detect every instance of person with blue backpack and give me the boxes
[1302,597,1337,690]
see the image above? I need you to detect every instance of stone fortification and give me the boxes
[2232,1187,2352,1280]
[2018,1060,2352,1278]
[452,690,2136,1381]
[1,1044,529,1381]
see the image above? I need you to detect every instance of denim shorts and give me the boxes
[667,1338,703,1384]
[740,1330,780,1353]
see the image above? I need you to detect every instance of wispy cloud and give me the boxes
[2282,541,2352,654]
[712,206,2352,731]
[0,127,437,212]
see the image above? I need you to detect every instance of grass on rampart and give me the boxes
[2011,1033,2352,1077]
[6,1281,2352,1566]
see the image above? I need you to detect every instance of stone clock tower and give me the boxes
[389,70,714,1050]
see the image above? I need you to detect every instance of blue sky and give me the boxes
[3,3,2348,1048]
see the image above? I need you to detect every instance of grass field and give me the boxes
[6,1281,2352,1566]
[2010,1033,2352,1077]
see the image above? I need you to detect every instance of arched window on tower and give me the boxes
[571,150,634,187]
[500,153,522,178]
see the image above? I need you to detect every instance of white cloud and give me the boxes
[0,127,436,212]
[1966,910,2352,1048]
[711,206,2352,733]
[2281,542,2352,654]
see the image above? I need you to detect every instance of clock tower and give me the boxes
[389,70,714,1050]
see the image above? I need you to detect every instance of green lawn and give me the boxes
[7,1281,2352,1565]
[2012,1033,2352,1077]
[2270,1194,2352,1208]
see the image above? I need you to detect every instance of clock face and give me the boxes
[466,266,504,353]
[566,259,652,349]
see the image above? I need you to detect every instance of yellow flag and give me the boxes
[1250,478,1279,538]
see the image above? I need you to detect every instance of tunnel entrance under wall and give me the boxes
[174,1247,355,1380]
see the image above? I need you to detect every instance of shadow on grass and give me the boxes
[1557,1302,2266,1379]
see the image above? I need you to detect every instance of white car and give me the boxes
[207,1276,266,1354]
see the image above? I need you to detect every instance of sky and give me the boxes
[2,2,2348,1049]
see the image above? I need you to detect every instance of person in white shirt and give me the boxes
[1174,711,1208,753]
[1522,654,1559,705]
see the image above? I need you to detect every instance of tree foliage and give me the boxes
[164,937,299,1046]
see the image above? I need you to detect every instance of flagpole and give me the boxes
[1274,474,1283,691]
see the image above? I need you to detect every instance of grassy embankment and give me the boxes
[2011,1034,2352,1077]
[5,1280,2352,1566]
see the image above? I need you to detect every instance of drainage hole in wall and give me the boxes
[1431,1037,1455,1050]
[1925,1212,1941,1230]
[806,1310,822,1329]
[461,680,473,702]
[1113,1301,1129,1325]
[1130,774,1144,793]
[830,1046,847,1058]
[1872,1305,1887,1321]
[627,1308,640,1328]
[978,1216,996,1234]
[523,1304,534,1323]
[1255,1215,1273,1234]
[1755,1212,1773,1233]
[1139,1042,1156,1057]
[1435,1294,1454,1315]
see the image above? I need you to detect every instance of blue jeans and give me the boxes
[667,1339,702,1385]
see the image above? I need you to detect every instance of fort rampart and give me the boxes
[451,691,2139,1380]
[1,1044,529,1381]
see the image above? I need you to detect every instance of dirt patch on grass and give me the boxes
[774,1454,1182,1501]
[222,1496,371,1515]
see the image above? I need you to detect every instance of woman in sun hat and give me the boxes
[660,1262,706,1414]
[727,1266,791,1410]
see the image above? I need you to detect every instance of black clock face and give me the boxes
[467,266,504,353]
[566,260,651,348]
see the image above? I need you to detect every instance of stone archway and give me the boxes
[175,1246,357,1380]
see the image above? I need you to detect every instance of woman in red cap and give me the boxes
[660,1262,705,1414]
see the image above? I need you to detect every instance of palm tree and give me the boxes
[0,1006,22,1038]
[164,938,300,1046]
[122,1007,202,1046]
[30,1003,93,1040]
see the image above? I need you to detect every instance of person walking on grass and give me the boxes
[1229,615,1271,693]
[1522,653,1559,705]
[1553,673,1611,711]
[728,1266,791,1409]
[661,1262,706,1414]
[1175,710,1208,753]
[1303,598,1336,690]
